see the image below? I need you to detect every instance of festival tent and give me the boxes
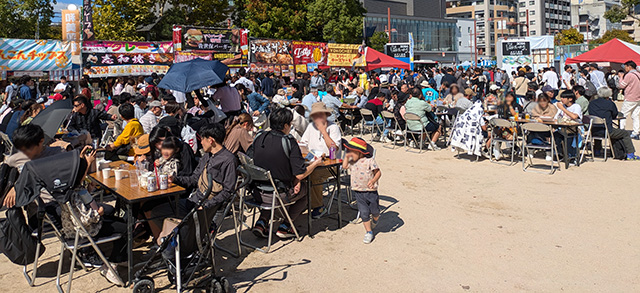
[364,47,411,71]
[565,38,640,65]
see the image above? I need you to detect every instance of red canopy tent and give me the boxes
[565,38,640,65]
[365,47,411,71]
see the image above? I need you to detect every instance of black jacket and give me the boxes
[67,109,112,140]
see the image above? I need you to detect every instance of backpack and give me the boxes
[246,131,292,159]
[584,80,597,97]
[0,207,45,265]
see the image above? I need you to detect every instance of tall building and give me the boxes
[446,0,520,56]
[570,0,621,41]
[622,16,640,42]
[363,0,460,64]
[519,0,572,37]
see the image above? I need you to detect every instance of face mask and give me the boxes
[29,86,35,89]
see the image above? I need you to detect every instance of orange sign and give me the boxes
[61,9,80,55]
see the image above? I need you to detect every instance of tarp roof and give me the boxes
[365,47,411,71]
[566,38,640,65]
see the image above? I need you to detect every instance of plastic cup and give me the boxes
[129,171,139,187]
[102,168,112,180]
[114,169,126,180]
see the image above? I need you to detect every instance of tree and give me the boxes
[604,0,640,23]
[307,0,366,44]
[150,0,231,40]
[232,0,311,40]
[555,28,584,45]
[369,31,388,52]
[0,0,56,39]
[590,29,635,44]
[93,0,155,41]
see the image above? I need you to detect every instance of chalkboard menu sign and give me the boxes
[502,42,531,56]
[386,44,410,58]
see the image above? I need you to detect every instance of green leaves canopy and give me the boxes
[0,0,56,39]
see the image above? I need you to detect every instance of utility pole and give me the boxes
[388,7,391,42]
[526,9,530,36]
[474,17,478,67]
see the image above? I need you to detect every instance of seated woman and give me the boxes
[522,91,538,114]
[443,84,463,108]
[271,89,290,107]
[223,113,254,155]
[491,92,523,159]
[20,103,43,125]
[404,88,441,148]
[105,103,143,160]
[484,84,500,110]
[531,94,558,120]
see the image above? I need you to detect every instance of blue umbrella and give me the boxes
[157,58,229,93]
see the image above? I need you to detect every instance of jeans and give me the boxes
[365,116,385,136]
[620,100,640,135]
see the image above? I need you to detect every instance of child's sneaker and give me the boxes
[363,232,374,244]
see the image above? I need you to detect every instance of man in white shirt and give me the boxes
[231,69,255,92]
[139,100,163,133]
[53,76,69,93]
[561,65,573,90]
[171,90,187,108]
[589,63,606,89]
[300,102,342,218]
[542,67,559,90]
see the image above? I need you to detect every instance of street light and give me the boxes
[67,4,78,10]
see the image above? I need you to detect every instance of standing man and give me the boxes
[310,69,325,89]
[589,63,606,89]
[494,68,504,87]
[54,76,70,93]
[3,78,17,105]
[212,82,242,120]
[302,88,319,118]
[18,75,34,100]
[618,60,640,139]
[542,67,559,93]
[358,68,369,93]
[261,72,274,98]
[561,65,573,91]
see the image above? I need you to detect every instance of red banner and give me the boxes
[292,41,327,65]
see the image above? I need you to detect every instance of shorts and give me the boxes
[354,190,380,222]
[425,122,439,132]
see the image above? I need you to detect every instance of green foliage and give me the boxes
[604,0,640,24]
[93,0,154,41]
[555,28,584,45]
[590,29,635,44]
[369,31,388,52]
[307,0,366,43]
[233,0,366,43]
[233,0,310,40]
[0,0,56,39]
[150,0,231,40]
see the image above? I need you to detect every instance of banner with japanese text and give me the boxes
[250,39,293,65]
[292,41,327,66]
[61,9,80,55]
[82,41,173,77]
[0,39,72,71]
[82,0,95,40]
[173,26,248,67]
[326,43,365,67]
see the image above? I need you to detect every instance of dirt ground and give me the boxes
[1,122,640,292]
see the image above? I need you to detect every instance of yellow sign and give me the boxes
[295,64,307,73]
[61,9,80,55]
[327,43,365,67]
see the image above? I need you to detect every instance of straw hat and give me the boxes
[420,80,430,88]
[133,134,151,155]
[342,137,374,158]
[309,102,332,117]
[464,88,476,96]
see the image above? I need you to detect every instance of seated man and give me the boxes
[588,87,640,160]
[105,103,143,158]
[250,108,323,238]
[235,84,270,117]
[364,92,387,140]
[404,88,441,148]
[139,100,163,133]
[67,95,115,143]
[456,88,475,112]
[147,123,237,241]
[301,102,342,218]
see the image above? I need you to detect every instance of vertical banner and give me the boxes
[82,0,95,41]
[408,32,414,70]
[61,9,80,55]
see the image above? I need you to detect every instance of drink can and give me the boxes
[147,176,157,192]
[159,174,168,190]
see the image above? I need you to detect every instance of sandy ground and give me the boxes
[1,120,640,292]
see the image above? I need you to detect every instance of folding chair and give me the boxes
[359,108,382,141]
[489,118,518,165]
[54,201,124,292]
[212,166,250,258]
[380,111,397,149]
[403,112,434,153]
[0,131,15,158]
[238,163,301,254]
[520,122,561,174]
[581,115,611,162]
[23,212,55,287]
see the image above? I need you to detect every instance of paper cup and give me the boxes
[102,168,112,180]
[114,169,126,180]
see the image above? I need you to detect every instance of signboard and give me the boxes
[0,39,72,71]
[82,0,95,41]
[502,41,531,56]
[327,43,365,67]
[385,44,410,58]
[250,39,293,65]
[173,26,248,67]
[61,9,80,55]
[292,41,327,66]
[174,51,212,63]
[82,41,173,77]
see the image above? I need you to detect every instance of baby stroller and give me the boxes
[131,173,231,293]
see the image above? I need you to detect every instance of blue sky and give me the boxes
[52,0,83,21]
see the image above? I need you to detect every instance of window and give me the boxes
[519,12,525,17]
[530,30,536,35]
[519,1,525,7]
[530,10,535,15]
[530,20,535,25]
[529,0,535,5]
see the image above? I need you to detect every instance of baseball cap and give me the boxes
[148,100,162,108]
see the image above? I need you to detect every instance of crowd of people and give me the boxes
[2,58,639,288]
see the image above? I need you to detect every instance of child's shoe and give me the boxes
[363,232,374,244]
